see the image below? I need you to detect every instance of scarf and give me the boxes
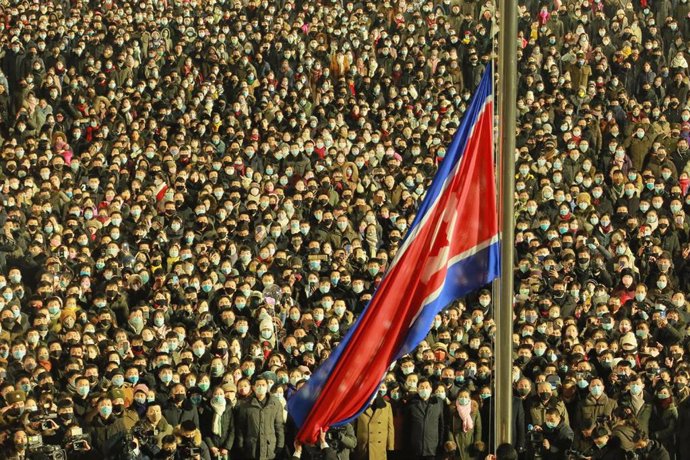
[630,392,643,414]
[456,399,474,433]
[210,400,227,436]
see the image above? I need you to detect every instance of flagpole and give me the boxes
[495,0,517,448]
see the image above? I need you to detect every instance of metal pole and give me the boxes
[495,0,517,448]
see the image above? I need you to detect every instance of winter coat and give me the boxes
[163,399,200,429]
[636,440,669,460]
[623,131,656,171]
[355,398,395,460]
[649,402,677,458]
[199,403,235,453]
[574,393,617,451]
[632,398,653,436]
[575,393,617,432]
[235,394,285,460]
[527,397,571,428]
[610,423,637,452]
[89,414,128,459]
[404,395,445,457]
[448,400,482,460]
[678,397,690,460]
[173,427,211,460]
[143,417,174,450]
[590,442,627,460]
[542,421,574,460]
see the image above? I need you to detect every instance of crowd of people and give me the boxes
[0,0,689,459]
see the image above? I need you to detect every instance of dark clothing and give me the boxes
[235,395,286,460]
[163,399,200,429]
[403,395,445,458]
[89,415,128,459]
[542,422,575,460]
[678,397,690,460]
[479,396,527,453]
[199,403,235,453]
[636,440,670,460]
[590,443,627,460]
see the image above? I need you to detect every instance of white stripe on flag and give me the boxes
[389,95,493,273]
[408,233,500,326]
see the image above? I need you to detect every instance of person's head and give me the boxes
[98,397,113,419]
[592,427,610,449]
[495,443,518,460]
[417,378,433,400]
[544,408,561,429]
[253,376,269,399]
[146,402,162,424]
[13,430,27,451]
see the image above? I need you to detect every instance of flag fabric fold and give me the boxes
[287,67,500,444]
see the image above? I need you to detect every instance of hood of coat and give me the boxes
[174,427,202,446]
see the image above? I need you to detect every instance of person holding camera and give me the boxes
[632,431,669,460]
[537,408,574,460]
[292,428,340,460]
[174,419,212,460]
[608,406,642,453]
[135,402,173,456]
[153,434,178,460]
[63,424,94,460]
[324,422,357,460]
[589,427,625,460]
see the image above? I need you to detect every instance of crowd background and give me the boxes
[0,0,689,459]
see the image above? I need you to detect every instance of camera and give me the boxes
[73,439,89,451]
[566,448,588,460]
[27,435,66,460]
[65,427,90,452]
[29,412,58,431]
[528,429,544,445]
[131,423,155,447]
[527,425,544,459]
[596,414,610,426]
[180,445,201,457]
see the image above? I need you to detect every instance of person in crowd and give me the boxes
[404,378,445,460]
[235,374,285,460]
[355,384,395,460]
[447,388,482,460]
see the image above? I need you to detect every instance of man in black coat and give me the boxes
[677,395,690,460]
[589,427,626,460]
[541,408,574,460]
[404,378,445,460]
[633,431,669,460]
[479,394,527,455]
